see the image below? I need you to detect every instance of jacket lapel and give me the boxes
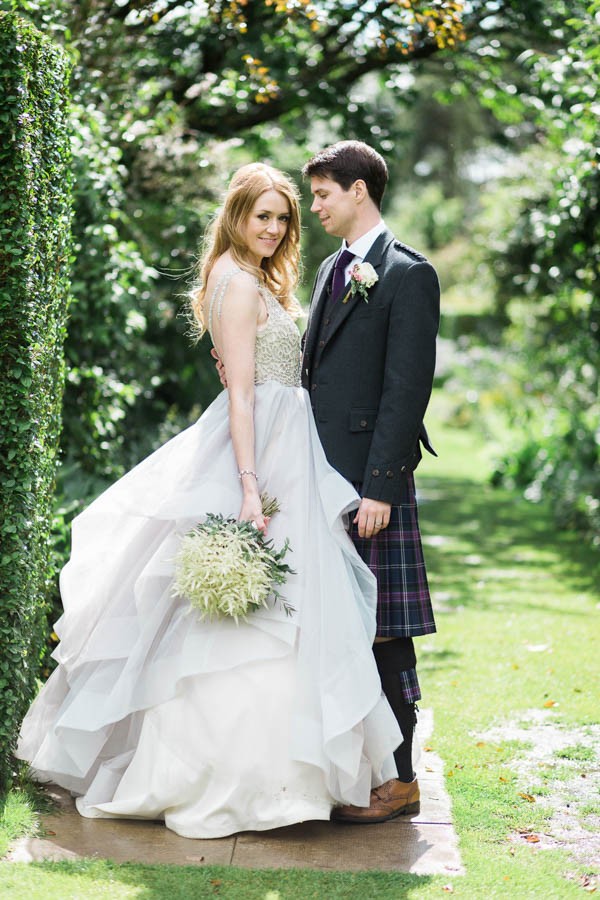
[324,229,395,344]
[303,252,336,370]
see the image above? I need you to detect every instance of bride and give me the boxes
[16,162,401,839]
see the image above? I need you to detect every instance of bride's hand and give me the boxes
[238,497,270,535]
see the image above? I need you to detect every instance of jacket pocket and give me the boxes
[349,408,378,432]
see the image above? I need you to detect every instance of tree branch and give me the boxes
[183,38,442,136]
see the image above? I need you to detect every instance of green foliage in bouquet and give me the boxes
[172,514,295,624]
[0,12,71,795]
[259,492,280,519]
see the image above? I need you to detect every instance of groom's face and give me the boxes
[309,175,359,241]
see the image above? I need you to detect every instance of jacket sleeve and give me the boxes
[361,260,440,503]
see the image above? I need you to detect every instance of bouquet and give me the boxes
[172,495,295,623]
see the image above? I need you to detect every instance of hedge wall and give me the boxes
[0,13,72,795]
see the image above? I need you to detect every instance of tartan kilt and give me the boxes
[351,472,436,639]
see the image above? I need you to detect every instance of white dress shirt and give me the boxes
[338,220,387,282]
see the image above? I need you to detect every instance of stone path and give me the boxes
[8,710,463,875]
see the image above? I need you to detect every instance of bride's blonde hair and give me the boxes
[190,163,302,336]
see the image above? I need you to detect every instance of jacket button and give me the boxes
[386,470,393,478]
[400,465,407,472]
[311,383,317,390]
[324,318,330,325]
[360,419,367,428]
[372,468,380,476]
[318,340,325,347]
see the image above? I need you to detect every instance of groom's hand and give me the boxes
[353,498,392,539]
[211,348,228,388]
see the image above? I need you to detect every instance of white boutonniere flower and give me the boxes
[344,261,379,303]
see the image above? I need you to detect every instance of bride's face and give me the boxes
[242,189,291,264]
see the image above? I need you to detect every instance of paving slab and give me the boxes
[6,709,463,874]
[9,806,234,867]
[232,818,462,875]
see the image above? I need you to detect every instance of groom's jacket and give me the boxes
[302,229,439,506]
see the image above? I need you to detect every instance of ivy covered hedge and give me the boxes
[0,13,72,794]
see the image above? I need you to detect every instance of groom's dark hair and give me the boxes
[302,141,388,209]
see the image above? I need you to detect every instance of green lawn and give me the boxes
[1,404,598,898]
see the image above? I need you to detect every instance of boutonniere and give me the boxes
[343,261,379,303]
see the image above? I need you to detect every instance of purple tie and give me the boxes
[330,249,355,304]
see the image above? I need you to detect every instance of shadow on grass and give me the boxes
[20,860,434,899]
[416,475,598,616]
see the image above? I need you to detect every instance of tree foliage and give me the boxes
[484,2,599,539]
[4,1,569,144]
[0,11,71,792]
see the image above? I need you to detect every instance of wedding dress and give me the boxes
[17,269,400,838]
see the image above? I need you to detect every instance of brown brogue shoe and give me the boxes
[331,778,420,824]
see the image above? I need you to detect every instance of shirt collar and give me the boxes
[343,220,386,261]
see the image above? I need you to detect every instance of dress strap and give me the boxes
[207,267,243,338]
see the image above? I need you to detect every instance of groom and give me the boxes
[301,141,439,823]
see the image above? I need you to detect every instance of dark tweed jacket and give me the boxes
[302,228,440,505]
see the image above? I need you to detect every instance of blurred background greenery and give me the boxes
[1,0,597,674]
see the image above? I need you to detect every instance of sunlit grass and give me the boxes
[0,791,38,859]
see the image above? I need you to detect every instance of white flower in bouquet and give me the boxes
[172,505,295,624]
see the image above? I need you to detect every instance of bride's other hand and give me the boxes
[238,497,270,535]
[211,348,228,388]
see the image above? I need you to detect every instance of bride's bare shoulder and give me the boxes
[205,256,257,300]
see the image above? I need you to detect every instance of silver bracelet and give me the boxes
[238,469,258,480]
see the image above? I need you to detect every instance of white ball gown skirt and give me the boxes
[17,382,401,838]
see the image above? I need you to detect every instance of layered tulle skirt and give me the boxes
[17,382,400,837]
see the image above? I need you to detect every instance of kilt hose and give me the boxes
[350,471,436,707]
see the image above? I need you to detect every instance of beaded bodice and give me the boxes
[208,269,302,388]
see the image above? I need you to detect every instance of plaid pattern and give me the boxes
[350,472,436,638]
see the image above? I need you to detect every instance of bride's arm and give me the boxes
[218,275,267,532]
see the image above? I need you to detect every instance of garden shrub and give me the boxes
[0,12,72,794]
